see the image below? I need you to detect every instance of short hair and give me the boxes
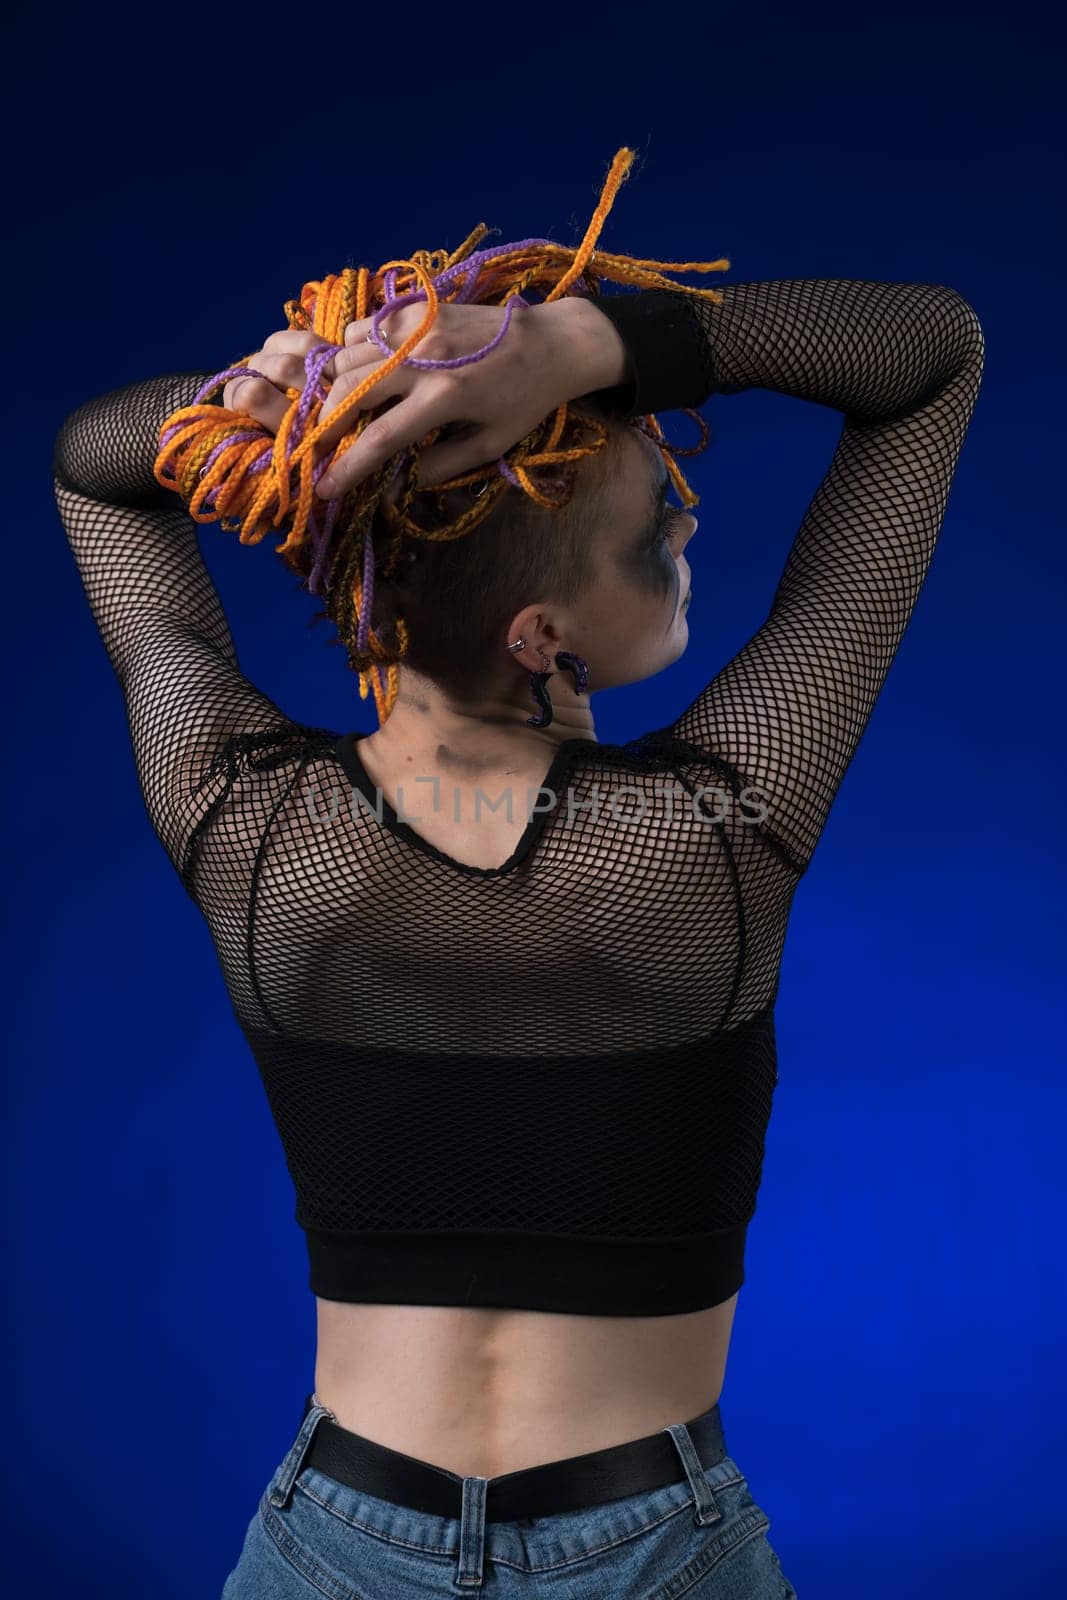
[337,403,633,703]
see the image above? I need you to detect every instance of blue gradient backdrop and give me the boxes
[4,2,1063,1595]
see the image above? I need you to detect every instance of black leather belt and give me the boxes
[299,1391,728,1523]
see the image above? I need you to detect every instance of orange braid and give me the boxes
[153,146,729,724]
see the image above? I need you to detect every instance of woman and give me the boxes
[52,161,983,1596]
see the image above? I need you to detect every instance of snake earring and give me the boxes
[505,639,591,729]
[554,651,590,695]
[526,647,556,728]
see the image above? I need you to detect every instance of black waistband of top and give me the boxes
[301,1223,747,1317]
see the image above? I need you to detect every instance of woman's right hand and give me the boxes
[224,296,630,500]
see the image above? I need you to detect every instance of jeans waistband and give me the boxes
[269,1389,729,1527]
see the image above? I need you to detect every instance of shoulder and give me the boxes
[196,723,345,790]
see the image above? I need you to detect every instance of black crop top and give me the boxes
[52,279,984,1315]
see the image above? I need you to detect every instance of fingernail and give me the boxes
[318,475,338,498]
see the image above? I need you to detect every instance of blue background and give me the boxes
[4,1,1064,1594]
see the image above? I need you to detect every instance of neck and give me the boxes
[368,672,598,779]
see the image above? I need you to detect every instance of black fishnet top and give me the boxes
[52,280,984,1316]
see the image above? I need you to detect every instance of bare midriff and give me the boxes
[313,1294,739,1479]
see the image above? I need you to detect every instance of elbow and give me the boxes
[944,288,986,368]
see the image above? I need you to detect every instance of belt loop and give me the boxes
[453,1474,489,1588]
[267,1394,334,1511]
[664,1421,722,1528]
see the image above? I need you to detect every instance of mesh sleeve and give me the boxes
[670,279,985,873]
[52,371,303,880]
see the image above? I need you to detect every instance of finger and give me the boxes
[315,391,452,500]
[224,352,308,411]
[227,346,353,420]
[341,314,410,348]
[414,434,500,491]
[262,334,345,390]
[343,310,422,352]
[317,347,398,425]
[330,337,399,382]
[315,362,411,445]
[272,329,348,388]
[344,316,376,347]
[228,334,344,402]
[261,329,336,356]
[223,374,290,435]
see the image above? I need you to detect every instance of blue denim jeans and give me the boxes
[221,1396,797,1597]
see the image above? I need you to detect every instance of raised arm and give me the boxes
[52,372,307,885]
[666,279,985,874]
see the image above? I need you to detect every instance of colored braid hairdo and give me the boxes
[153,147,730,726]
